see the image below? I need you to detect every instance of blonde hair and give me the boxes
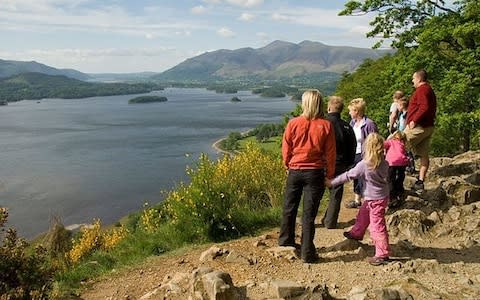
[328,96,344,113]
[301,89,324,120]
[364,133,385,169]
[348,98,366,116]
[391,130,406,143]
[393,90,404,100]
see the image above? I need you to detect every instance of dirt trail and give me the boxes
[80,184,480,299]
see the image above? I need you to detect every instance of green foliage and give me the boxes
[220,131,243,151]
[249,123,284,143]
[338,0,480,154]
[160,144,286,242]
[0,208,56,299]
[339,0,458,49]
[128,96,168,104]
[0,72,162,102]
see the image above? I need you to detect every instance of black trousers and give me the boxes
[389,166,406,197]
[353,153,363,195]
[323,164,349,229]
[279,169,325,260]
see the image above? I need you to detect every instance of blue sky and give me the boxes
[0,0,383,73]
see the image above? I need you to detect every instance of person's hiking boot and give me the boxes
[388,194,405,208]
[412,180,424,193]
[367,256,389,266]
[343,231,362,241]
[406,165,417,175]
[302,253,321,264]
[345,200,361,209]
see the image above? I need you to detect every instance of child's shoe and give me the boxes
[367,256,389,266]
[343,231,362,241]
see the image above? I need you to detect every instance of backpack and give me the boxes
[328,115,357,167]
[339,120,357,167]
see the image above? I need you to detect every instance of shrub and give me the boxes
[155,143,286,242]
[0,208,56,299]
[67,220,128,264]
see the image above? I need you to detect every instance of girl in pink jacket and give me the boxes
[384,131,409,208]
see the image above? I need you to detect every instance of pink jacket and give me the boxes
[384,139,409,167]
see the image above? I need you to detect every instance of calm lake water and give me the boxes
[0,88,296,239]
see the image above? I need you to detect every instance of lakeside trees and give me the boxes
[0,73,162,102]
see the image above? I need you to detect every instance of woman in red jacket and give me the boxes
[279,89,336,263]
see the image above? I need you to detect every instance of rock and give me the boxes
[253,240,267,247]
[191,268,242,300]
[387,210,433,240]
[426,211,442,224]
[268,279,304,298]
[373,286,413,300]
[347,286,367,300]
[199,246,228,262]
[225,250,254,265]
[266,246,298,261]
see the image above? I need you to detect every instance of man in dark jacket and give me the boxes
[322,96,357,229]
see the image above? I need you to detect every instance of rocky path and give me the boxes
[80,152,480,299]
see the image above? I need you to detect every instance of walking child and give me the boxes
[385,131,409,208]
[325,133,391,265]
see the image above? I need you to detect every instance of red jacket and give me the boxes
[282,116,336,179]
[407,83,437,127]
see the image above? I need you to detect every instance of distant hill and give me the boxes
[153,40,393,81]
[0,59,90,80]
[0,72,160,102]
[87,72,160,82]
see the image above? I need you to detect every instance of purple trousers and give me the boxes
[349,198,390,258]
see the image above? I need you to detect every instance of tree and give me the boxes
[339,0,480,154]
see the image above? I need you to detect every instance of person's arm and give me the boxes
[281,123,292,169]
[384,140,391,151]
[331,160,364,187]
[324,122,336,179]
[409,86,429,128]
[388,103,398,132]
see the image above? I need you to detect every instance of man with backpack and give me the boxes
[322,96,357,229]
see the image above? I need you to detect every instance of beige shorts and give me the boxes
[404,125,434,158]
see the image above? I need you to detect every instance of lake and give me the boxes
[0,88,297,239]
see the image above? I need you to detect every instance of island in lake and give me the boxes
[128,96,168,104]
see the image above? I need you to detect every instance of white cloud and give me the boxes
[348,25,370,35]
[239,12,254,21]
[217,27,235,38]
[0,47,187,73]
[269,7,372,30]
[201,0,263,7]
[0,2,205,39]
[226,0,263,7]
[191,5,207,14]
[256,32,268,38]
[202,0,221,4]
[271,13,290,22]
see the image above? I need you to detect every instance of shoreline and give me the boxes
[211,129,252,155]
[212,137,232,155]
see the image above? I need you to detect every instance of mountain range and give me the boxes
[0,59,90,81]
[154,40,392,81]
[0,40,392,82]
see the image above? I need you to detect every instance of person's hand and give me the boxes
[324,178,332,188]
[409,121,415,129]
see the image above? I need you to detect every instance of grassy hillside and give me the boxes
[0,72,161,102]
